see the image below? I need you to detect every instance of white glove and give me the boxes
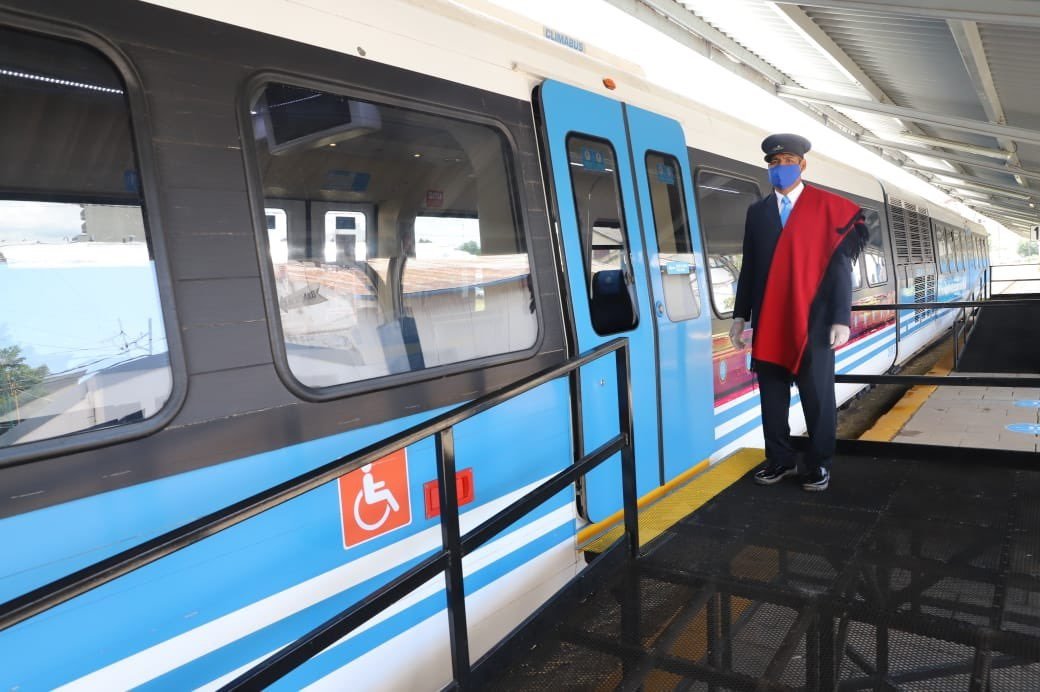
[729,318,747,350]
[829,324,850,350]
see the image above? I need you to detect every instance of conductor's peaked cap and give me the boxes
[762,133,812,161]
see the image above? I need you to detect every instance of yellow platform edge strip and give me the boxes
[579,447,765,554]
[858,347,953,442]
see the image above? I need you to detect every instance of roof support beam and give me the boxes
[855,137,1040,179]
[947,19,1029,188]
[887,133,1012,160]
[773,1,1040,28]
[777,85,1040,146]
[899,162,1034,195]
[964,198,1040,215]
[931,179,1033,201]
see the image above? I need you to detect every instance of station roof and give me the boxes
[606,0,1040,236]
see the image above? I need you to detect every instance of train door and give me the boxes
[537,80,713,521]
[625,106,715,483]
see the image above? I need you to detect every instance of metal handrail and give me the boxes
[0,336,638,689]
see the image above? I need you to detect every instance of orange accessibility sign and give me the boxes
[338,449,412,548]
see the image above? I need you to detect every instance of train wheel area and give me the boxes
[473,448,1040,691]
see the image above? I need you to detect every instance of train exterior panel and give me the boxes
[0,0,990,688]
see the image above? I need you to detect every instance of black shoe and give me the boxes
[802,468,830,492]
[754,462,797,486]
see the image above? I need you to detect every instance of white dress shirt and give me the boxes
[774,181,804,218]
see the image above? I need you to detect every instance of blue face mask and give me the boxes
[768,163,801,189]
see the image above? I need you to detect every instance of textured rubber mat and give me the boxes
[478,454,1040,691]
[956,296,1040,373]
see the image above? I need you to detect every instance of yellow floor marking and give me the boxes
[576,459,709,546]
[581,448,765,554]
[859,344,953,442]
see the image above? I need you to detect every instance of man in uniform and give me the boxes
[729,133,866,491]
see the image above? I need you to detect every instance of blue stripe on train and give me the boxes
[714,325,896,425]
[276,522,576,690]
[0,380,573,689]
[132,504,575,691]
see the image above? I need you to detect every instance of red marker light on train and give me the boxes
[602,77,617,90]
[423,468,475,519]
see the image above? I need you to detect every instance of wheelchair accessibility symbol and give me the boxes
[339,449,411,548]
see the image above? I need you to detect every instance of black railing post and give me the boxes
[954,304,962,369]
[436,428,471,686]
[615,344,639,558]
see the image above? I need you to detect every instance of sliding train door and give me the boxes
[625,105,715,483]
[537,80,713,521]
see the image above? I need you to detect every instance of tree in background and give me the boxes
[1018,240,1039,258]
[0,345,49,419]
[457,240,481,255]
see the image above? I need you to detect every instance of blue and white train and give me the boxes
[0,1,989,689]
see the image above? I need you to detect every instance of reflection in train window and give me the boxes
[863,208,888,286]
[694,170,760,317]
[935,225,951,274]
[851,256,863,290]
[249,82,536,389]
[645,152,700,321]
[0,27,172,450]
[566,135,639,336]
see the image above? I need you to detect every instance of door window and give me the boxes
[565,135,638,335]
[645,152,700,321]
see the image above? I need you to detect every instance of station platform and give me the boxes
[475,448,1040,691]
[858,295,1040,452]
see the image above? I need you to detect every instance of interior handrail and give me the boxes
[0,338,632,634]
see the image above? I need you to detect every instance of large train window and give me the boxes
[248,82,536,389]
[645,152,700,321]
[862,208,888,286]
[695,170,760,317]
[0,27,172,450]
[566,135,638,335]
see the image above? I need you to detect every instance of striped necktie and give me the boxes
[780,195,792,227]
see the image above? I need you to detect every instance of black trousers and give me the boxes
[756,340,836,474]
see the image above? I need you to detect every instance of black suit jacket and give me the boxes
[733,190,855,342]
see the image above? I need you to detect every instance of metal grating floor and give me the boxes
[477,454,1040,691]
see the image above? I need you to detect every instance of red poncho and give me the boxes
[752,185,862,375]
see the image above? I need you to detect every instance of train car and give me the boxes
[0,1,989,689]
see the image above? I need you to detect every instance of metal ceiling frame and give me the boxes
[856,137,1040,181]
[777,85,1040,147]
[606,0,1040,234]
[887,133,1013,161]
[602,0,893,144]
[947,19,1029,188]
[899,163,1039,199]
[774,1,1040,28]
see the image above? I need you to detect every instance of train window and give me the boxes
[694,170,760,317]
[954,232,965,271]
[934,226,950,273]
[851,257,863,290]
[566,135,638,335]
[862,208,888,286]
[0,28,172,450]
[248,82,536,389]
[645,152,700,321]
